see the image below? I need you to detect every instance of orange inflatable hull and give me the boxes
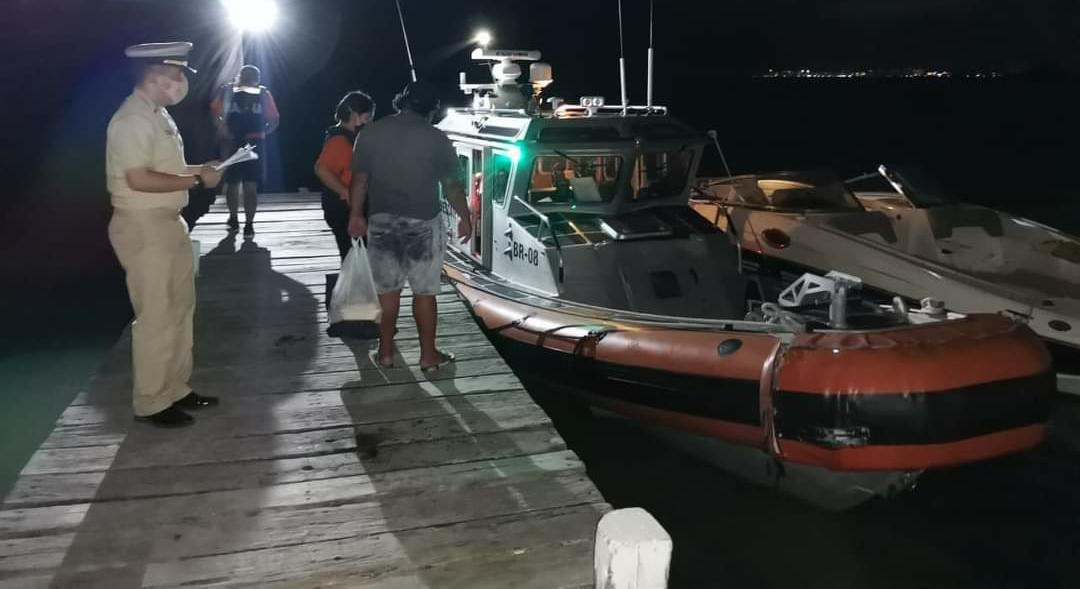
[446,266,1054,472]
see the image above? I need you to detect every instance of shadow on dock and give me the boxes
[1,214,605,587]
[41,236,320,586]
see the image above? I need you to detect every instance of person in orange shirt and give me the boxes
[314,91,374,259]
[210,64,280,237]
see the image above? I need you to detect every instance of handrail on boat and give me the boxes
[512,195,565,282]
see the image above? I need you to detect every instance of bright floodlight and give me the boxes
[224,0,279,32]
[473,30,493,47]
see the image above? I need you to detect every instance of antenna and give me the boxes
[393,0,418,82]
[707,130,733,177]
[646,0,654,108]
[617,0,628,110]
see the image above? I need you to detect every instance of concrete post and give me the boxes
[594,507,672,589]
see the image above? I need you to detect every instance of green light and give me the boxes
[509,145,522,163]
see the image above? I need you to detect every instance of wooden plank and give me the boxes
[96,315,493,372]
[197,194,321,204]
[266,256,343,271]
[139,504,603,589]
[0,505,602,589]
[198,268,460,293]
[192,287,460,305]
[196,209,327,222]
[85,333,501,390]
[3,451,592,539]
[75,344,508,407]
[189,307,473,332]
[93,331,497,377]
[77,360,515,412]
[2,453,599,561]
[4,425,567,508]
[8,499,603,589]
[196,272,457,296]
[191,265,460,293]
[56,378,532,431]
[24,388,548,474]
[180,318,492,362]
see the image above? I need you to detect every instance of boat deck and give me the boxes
[0,193,609,588]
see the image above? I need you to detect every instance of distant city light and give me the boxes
[473,30,493,47]
[223,0,279,32]
[753,67,1001,80]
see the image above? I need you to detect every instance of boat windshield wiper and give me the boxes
[552,149,581,167]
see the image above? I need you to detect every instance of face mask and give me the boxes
[157,74,189,105]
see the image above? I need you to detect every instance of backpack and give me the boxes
[224,86,267,138]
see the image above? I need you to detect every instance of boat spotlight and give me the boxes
[223,0,279,32]
[473,30,493,47]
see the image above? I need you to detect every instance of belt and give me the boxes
[113,207,183,218]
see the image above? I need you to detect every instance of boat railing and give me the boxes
[553,104,668,118]
[512,195,565,282]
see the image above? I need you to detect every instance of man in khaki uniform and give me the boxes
[106,42,223,427]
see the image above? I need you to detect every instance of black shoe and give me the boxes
[174,391,219,409]
[227,215,239,232]
[243,222,254,238]
[139,406,194,428]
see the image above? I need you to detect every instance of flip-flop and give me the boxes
[420,350,456,373]
[370,351,395,369]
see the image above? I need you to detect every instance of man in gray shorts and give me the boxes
[348,82,472,371]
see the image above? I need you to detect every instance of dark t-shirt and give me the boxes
[352,111,458,221]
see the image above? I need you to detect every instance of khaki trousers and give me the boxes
[108,208,195,416]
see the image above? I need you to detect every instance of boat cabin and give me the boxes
[438,48,745,319]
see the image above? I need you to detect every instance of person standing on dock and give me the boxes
[348,81,472,371]
[315,90,375,259]
[106,42,222,427]
[211,64,280,238]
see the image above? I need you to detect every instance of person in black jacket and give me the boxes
[314,90,374,259]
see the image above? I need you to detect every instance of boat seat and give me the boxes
[827,212,898,244]
[768,187,836,210]
[927,207,1003,239]
[731,178,769,205]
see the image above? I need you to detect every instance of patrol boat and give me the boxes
[435,48,1055,509]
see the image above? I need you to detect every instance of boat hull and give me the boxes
[444,264,1055,506]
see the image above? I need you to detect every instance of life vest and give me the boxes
[470,172,482,219]
[324,125,357,145]
[225,86,268,139]
[321,125,365,215]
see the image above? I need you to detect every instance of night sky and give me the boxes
[1,0,1077,225]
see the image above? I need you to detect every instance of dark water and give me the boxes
[518,371,1080,589]
[3,78,1080,583]
[0,275,130,497]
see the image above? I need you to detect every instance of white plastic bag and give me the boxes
[191,239,201,278]
[328,239,382,337]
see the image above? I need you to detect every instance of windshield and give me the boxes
[696,172,863,212]
[881,165,951,207]
[526,149,693,207]
[631,148,694,201]
[527,154,623,206]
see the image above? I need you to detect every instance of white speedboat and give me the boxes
[692,166,1080,394]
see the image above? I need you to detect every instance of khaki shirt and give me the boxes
[106,91,189,210]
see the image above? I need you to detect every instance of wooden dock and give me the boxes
[0,193,610,588]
